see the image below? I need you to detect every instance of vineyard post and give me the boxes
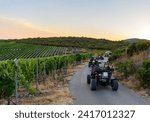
[65,49,67,75]
[36,59,39,90]
[44,60,46,76]
[14,59,18,105]
[73,48,77,66]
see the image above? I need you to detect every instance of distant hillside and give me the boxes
[123,38,149,43]
[4,37,125,50]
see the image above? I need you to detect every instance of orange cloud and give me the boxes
[0,16,58,39]
[0,16,128,40]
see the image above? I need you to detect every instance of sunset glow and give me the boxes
[0,0,150,40]
[137,28,150,40]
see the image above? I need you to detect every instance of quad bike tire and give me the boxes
[87,75,91,84]
[90,79,97,91]
[111,79,119,91]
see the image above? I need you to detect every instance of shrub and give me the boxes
[0,61,15,104]
[137,60,150,87]
[109,48,125,61]
[75,54,82,61]
[127,41,150,56]
[0,74,15,99]
[116,60,135,78]
[127,43,137,56]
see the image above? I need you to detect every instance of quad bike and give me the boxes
[88,57,96,67]
[87,65,118,91]
[88,56,105,68]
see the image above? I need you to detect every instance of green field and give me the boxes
[0,41,78,61]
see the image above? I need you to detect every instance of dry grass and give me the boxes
[19,87,73,105]
[116,50,149,65]
[114,70,150,101]
[114,50,150,101]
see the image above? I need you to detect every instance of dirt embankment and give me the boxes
[113,50,150,101]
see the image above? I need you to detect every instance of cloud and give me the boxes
[0,16,129,40]
[0,16,58,39]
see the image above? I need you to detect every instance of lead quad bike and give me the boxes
[87,65,119,91]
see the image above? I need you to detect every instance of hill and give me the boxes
[3,37,125,50]
[123,38,149,43]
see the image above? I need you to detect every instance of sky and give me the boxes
[0,0,150,40]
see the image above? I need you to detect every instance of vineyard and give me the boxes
[0,41,91,104]
[0,42,80,61]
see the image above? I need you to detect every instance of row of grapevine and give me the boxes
[0,46,71,61]
[0,53,92,104]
